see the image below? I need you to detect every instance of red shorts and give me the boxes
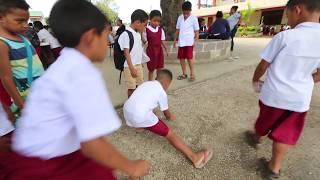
[145,119,170,137]
[178,46,193,60]
[0,150,116,180]
[255,101,307,145]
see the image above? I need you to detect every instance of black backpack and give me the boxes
[113,30,134,84]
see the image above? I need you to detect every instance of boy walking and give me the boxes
[247,0,320,179]
[118,9,148,97]
[0,1,150,179]
[124,69,212,170]
[174,1,199,82]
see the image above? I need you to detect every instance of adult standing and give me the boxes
[227,6,241,59]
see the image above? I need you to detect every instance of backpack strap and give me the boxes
[19,35,33,86]
[125,30,134,52]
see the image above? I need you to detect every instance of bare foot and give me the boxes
[193,149,213,169]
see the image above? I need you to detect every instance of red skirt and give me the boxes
[146,46,164,71]
[0,150,116,180]
[255,101,307,145]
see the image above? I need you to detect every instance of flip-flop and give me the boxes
[177,74,188,80]
[194,149,213,169]
[189,76,196,82]
[259,158,281,180]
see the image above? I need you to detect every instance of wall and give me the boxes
[164,39,231,64]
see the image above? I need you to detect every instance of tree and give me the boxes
[160,0,184,40]
[95,0,119,24]
[241,3,255,25]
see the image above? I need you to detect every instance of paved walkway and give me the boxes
[96,38,271,107]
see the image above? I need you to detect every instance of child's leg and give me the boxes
[148,70,154,81]
[187,59,195,79]
[179,59,187,76]
[269,142,290,174]
[165,130,212,167]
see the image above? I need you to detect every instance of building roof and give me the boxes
[192,0,287,17]
[29,10,44,17]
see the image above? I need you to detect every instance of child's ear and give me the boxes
[81,29,96,47]
[295,4,302,15]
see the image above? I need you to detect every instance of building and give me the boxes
[29,10,45,24]
[193,0,288,27]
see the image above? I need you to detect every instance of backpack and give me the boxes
[113,30,134,84]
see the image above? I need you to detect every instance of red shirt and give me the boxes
[0,83,12,107]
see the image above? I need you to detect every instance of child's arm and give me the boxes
[173,30,180,48]
[81,137,150,179]
[313,68,320,83]
[161,41,168,56]
[124,49,138,78]
[163,109,176,121]
[194,30,199,46]
[0,42,24,109]
[252,60,270,83]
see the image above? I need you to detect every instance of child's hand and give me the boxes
[173,41,177,48]
[130,67,138,78]
[129,160,150,179]
[252,80,264,93]
[170,114,177,121]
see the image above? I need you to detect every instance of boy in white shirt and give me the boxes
[0,1,150,179]
[118,9,148,97]
[33,21,62,59]
[227,6,241,59]
[247,0,320,179]
[174,1,199,82]
[124,69,212,170]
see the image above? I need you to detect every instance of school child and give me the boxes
[33,21,62,59]
[145,10,168,81]
[124,69,213,169]
[247,0,320,179]
[0,0,44,117]
[0,0,150,179]
[174,1,199,82]
[227,6,241,60]
[118,9,149,97]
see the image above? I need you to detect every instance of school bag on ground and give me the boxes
[113,30,134,84]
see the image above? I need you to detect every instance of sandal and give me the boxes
[177,74,188,80]
[259,158,281,180]
[194,149,213,169]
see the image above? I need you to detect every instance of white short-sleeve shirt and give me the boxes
[260,22,320,112]
[13,48,122,159]
[123,81,168,128]
[118,26,143,67]
[227,12,241,30]
[0,105,14,136]
[37,29,61,49]
[176,15,200,47]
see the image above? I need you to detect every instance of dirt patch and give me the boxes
[109,66,320,180]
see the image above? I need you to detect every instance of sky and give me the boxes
[26,0,198,23]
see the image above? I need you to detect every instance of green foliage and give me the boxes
[240,3,255,24]
[45,17,49,25]
[95,0,119,24]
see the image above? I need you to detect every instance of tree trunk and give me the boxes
[160,0,183,41]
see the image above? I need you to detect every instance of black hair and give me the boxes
[131,9,149,24]
[156,69,173,81]
[231,6,239,11]
[28,22,33,27]
[216,11,223,18]
[182,1,192,11]
[33,21,44,30]
[0,0,29,15]
[49,0,109,47]
[150,10,162,20]
[287,0,320,12]
[117,19,123,24]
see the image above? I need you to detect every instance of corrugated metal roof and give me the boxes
[192,0,287,17]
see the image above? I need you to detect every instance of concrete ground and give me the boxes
[98,38,320,179]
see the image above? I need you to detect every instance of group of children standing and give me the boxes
[0,0,320,179]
